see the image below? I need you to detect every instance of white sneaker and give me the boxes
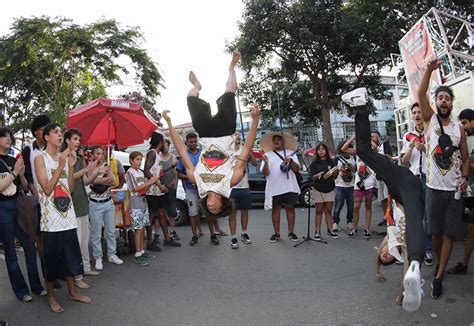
[341,87,368,107]
[108,254,123,265]
[332,223,340,232]
[403,261,424,312]
[95,259,103,271]
[347,222,354,230]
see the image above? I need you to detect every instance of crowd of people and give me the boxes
[0,52,472,314]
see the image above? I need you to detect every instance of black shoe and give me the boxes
[230,238,239,249]
[431,278,442,299]
[241,233,252,244]
[147,242,162,252]
[377,219,387,226]
[189,235,198,246]
[327,229,339,239]
[53,280,61,289]
[269,233,280,243]
[348,229,355,237]
[364,229,371,239]
[288,232,299,242]
[447,262,468,274]
[164,239,181,247]
[210,234,219,245]
[424,252,434,266]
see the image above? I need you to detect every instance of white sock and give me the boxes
[242,229,247,234]
[135,252,142,257]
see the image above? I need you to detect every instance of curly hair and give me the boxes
[199,195,234,219]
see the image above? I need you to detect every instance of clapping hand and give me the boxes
[13,157,25,176]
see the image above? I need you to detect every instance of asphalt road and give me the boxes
[1,204,473,325]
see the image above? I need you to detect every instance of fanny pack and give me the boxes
[273,150,303,183]
[437,115,457,159]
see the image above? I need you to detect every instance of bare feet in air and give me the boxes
[68,292,92,304]
[48,296,64,313]
[229,50,241,70]
[189,71,202,90]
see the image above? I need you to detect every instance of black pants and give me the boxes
[187,92,236,137]
[355,107,425,262]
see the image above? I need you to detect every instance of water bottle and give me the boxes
[454,186,462,200]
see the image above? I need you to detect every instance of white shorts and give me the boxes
[377,180,389,201]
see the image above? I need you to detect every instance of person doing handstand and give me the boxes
[162,51,260,243]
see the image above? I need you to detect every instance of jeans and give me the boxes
[0,199,44,299]
[332,187,354,224]
[89,199,116,260]
[355,107,425,262]
[164,188,178,218]
[75,215,91,280]
[419,175,433,253]
[187,92,236,137]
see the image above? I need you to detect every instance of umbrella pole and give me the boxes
[107,117,111,164]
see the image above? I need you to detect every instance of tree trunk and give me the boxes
[313,79,335,150]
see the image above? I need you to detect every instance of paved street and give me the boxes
[1,204,473,325]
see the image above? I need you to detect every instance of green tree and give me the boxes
[231,0,471,149]
[0,16,164,132]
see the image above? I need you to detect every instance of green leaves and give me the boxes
[0,16,163,131]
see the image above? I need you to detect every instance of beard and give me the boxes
[437,106,451,119]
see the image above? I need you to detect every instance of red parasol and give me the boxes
[66,98,157,148]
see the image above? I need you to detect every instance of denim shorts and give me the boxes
[230,188,252,210]
[164,188,178,219]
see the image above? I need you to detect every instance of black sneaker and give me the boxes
[230,238,239,249]
[210,234,219,245]
[147,242,162,252]
[164,239,181,247]
[314,232,322,241]
[327,229,339,239]
[189,235,199,246]
[424,252,434,266]
[269,233,280,243]
[170,231,180,241]
[431,278,442,299]
[364,229,371,239]
[377,219,387,226]
[288,232,299,242]
[447,262,468,274]
[348,229,355,237]
[241,233,252,244]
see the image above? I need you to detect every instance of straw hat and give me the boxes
[259,131,297,153]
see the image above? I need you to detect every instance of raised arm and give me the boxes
[162,110,196,184]
[418,58,442,123]
[231,104,260,187]
[341,135,357,156]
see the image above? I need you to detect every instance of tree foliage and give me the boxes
[231,0,472,149]
[118,91,163,127]
[0,16,164,132]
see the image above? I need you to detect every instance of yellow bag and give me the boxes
[109,157,120,189]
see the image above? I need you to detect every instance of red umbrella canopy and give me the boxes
[67,98,158,148]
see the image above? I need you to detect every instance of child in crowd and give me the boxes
[125,151,159,266]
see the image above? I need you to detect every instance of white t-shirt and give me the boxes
[335,156,356,188]
[426,115,462,191]
[400,129,427,176]
[232,147,249,189]
[354,156,377,190]
[387,202,406,263]
[262,150,301,197]
[146,149,164,196]
[36,151,77,232]
[195,136,236,198]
